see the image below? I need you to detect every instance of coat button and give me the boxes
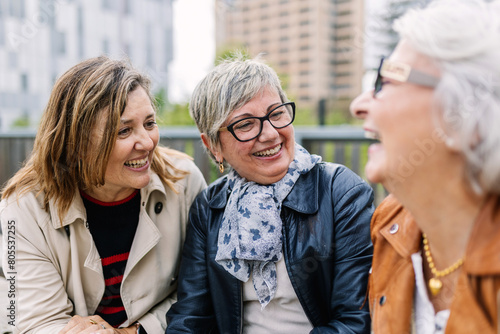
[389,223,399,234]
[379,296,386,306]
[154,202,163,214]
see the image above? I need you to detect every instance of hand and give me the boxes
[58,315,137,334]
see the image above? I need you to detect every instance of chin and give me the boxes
[364,164,384,185]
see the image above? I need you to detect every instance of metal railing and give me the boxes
[0,126,387,204]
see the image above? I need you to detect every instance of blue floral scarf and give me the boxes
[215,144,321,308]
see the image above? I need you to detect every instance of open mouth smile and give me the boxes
[364,130,381,141]
[254,144,281,157]
[124,157,148,168]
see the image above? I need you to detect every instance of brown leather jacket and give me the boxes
[369,195,500,334]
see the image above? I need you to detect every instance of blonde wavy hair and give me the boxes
[1,56,189,220]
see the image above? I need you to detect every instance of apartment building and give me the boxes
[0,0,173,130]
[215,0,364,111]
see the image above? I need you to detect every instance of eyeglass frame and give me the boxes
[373,56,440,98]
[218,102,296,142]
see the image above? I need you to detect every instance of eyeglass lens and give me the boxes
[373,57,385,97]
[231,103,294,141]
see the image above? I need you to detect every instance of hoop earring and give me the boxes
[219,161,224,173]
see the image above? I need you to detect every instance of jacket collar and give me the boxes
[208,165,319,214]
[464,195,500,275]
[380,195,500,275]
[379,204,422,259]
[49,172,167,229]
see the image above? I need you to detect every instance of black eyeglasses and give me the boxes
[374,57,440,98]
[219,102,295,142]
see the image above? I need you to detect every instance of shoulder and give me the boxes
[1,189,44,216]
[0,189,51,231]
[198,175,229,203]
[316,162,373,199]
[156,146,207,187]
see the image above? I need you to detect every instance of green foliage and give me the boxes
[154,88,168,113]
[215,44,249,65]
[12,115,30,128]
[157,102,195,127]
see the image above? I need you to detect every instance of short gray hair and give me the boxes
[189,52,288,163]
[394,0,500,194]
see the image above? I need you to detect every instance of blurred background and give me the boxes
[0,0,433,202]
[0,0,432,130]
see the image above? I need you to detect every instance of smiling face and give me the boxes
[86,86,159,202]
[350,40,446,191]
[205,87,295,185]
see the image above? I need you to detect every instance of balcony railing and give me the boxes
[0,126,387,204]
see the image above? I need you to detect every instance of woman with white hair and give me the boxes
[350,0,500,332]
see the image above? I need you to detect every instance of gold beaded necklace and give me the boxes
[422,233,465,296]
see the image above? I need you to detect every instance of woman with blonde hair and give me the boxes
[350,0,500,332]
[0,56,206,333]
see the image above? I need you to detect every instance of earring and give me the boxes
[445,137,455,148]
[218,160,224,173]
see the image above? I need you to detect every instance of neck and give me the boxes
[391,174,485,266]
[82,187,137,203]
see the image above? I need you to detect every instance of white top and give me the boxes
[411,252,450,334]
[242,256,313,334]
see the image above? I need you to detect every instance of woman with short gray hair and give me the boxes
[350,0,500,332]
[167,53,374,333]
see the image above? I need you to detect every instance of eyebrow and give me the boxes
[227,102,282,123]
[120,112,155,124]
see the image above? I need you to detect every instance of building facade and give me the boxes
[0,0,173,130]
[215,0,364,111]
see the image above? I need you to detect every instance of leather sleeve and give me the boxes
[165,189,217,333]
[311,166,374,334]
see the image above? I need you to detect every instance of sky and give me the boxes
[168,0,215,104]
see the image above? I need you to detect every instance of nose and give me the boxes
[258,119,280,142]
[349,90,373,120]
[134,128,155,151]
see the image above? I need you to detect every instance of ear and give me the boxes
[201,133,222,162]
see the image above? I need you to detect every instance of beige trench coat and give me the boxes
[0,156,206,334]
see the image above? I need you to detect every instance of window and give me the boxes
[102,39,110,55]
[21,73,28,92]
[8,52,17,68]
[0,21,4,46]
[56,31,66,55]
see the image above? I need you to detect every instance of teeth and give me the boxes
[254,144,281,157]
[364,131,380,140]
[125,157,148,168]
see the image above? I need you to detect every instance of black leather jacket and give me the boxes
[166,162,374,334]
